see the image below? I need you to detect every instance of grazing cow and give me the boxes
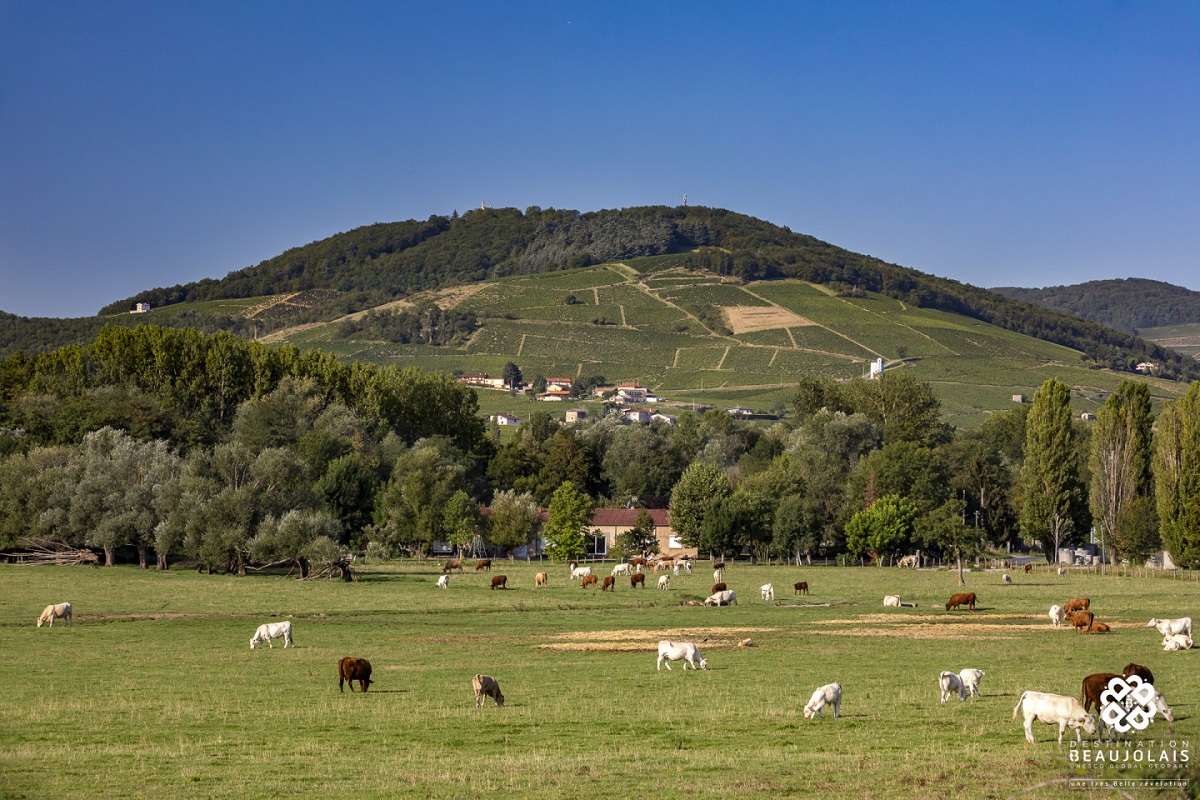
[611,563,631,577]
[794,581,809,595]
[1064,598,1090,613]
[803,683,842,719]
[581,574,598,589]
[1123,663,1154,686]
[656,640,707,671]
[654,559,674,573]
[475,559,492,572]
[673,561,691,575]
[1024,563,1033,574]
[940,671,967,703]
[630,557,648,572]
[704,590,737,606]
[443,559,464,573]
[570,565,593,582]
[472,674,504,707]
[1049,605,1066,627]
[36,602,72,628]
[761,583,774,602]
[896,555,918,569]
[711,582,727,594]
[1148,617,1193,638]
[1090,622,1111,633]
[959,668,985,698]
[601,576,615,592]
[250,620,294,649]
[1057,567,1067,576]
[535,572,548,588]
[1080,673,1122,715]
[945,592,976,611]
[712,561,726,571]
[490,575,508,590]
[1013,691,1097,743]
[1002,574,1013,584]
[436,574,450,589]
[337,657,373,693]
[657,575,671,591]
[1067,610,1094,633]
[630,573,646,589]
[1162,633,1193,651]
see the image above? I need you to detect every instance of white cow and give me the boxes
[250,620,294,649]
[883,595,916,608]
[611,563,632,577]
[657,575,671,591]
[959,668,985,698]
[673,561,691,575]
[713,568,724,584]
[803,682,842,718]
[761,583,774,602]
[1012,691,1097,743]
[939,671,966,703]
[656,640,707,671]
[1162,633,1194,651]
[436,574,449,589]
[1148,617,1193,638]
[37,602,72,628]
[704,589,737,606]
[570,565,593,582]
[1002,573,1013,584]
[1049,605,1066,627]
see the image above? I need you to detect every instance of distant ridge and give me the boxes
[991,278,1200,335]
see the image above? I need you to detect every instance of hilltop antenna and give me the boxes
[682,194,688,207]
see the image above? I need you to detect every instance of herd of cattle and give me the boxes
[34,556,1193,743]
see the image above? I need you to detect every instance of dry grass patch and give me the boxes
[724,306,814,334]
[538,626,777,651]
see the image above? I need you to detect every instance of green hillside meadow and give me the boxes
[2,562,1196,799]
[266,259,1188,428]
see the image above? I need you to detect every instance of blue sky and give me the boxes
[2,1,1197,318]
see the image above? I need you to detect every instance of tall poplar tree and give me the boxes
[1020,379,1086,561]
[1154,382,1200,568]
[1088,381,1154,570]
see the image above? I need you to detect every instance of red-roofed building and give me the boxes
[588,508,692,558]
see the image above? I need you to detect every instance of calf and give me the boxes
[535,572,548,588]
[1013,690,1097,743]
[940,671,967,703]
[338,657,373,693]
[490,575,508,590]
[443,559,464,573]
[803,683,842,719]
[36,602,72,628]
[1048,605,1066,627]
[630,573,645,589]
[1162,633,1193,651]
[704,589,737,606]
[959,668,985,698]
[945,592,976,611]
[601,575,615,591]
[581,574,598,589]
[1067,610,1094,633]
[250,620,294,649]
[475,559,492,572]
[1063,597,1090,613]
[794,581,809,595]
[657,575,671,591]
[472,674,504,707]
[760,583,774,602]
[1089,622,1111,633]
[436,574,450,589]
[1148,617,1193,638]
[711,581,727,594]
[656,640,707,671]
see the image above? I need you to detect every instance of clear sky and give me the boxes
[2,1,1197,318]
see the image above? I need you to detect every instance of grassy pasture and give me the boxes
[3,563,1196,799]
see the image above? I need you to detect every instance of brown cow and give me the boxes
[1064,597,1090,613]
[475,559,492,572]
[581,574,598,589]
[945,592,976,611]
[473,674,504,707]
[1081,672,1121,714]
[794,581,809,595]
[601,576,615,592]
[1024,563,1033,574]
[712,581,727,594]
[443,559,464,573]
[535,572,548,588]
[630,557,648,569]
[490,575,508,590]
[713,561,726,571]
[1089,622,1111,633]
[338,657,373,693]
[1067,610,1094,632]
[1123,663,1154,686]
[630,573,645,589]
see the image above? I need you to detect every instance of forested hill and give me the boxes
[991,278,1200,335]
[6,205,1196,380]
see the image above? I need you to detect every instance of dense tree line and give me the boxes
[993,278,1200,334]
[334,303,477,345]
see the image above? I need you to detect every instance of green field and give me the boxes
[3,563,1196,799]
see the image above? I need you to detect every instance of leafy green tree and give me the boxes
[1114,495,1160,567]
[772,493,823,565]
[249,509,342,578]
[373,438,466,557]
[919,498,984,586]
[848,441,949,516]
[844,495,918,566]
[501,361,523,390]
[1088,381,1154,570]
[1020,379,1087,561]
[1154,382,1200,568]
[612,509,658,561]
[669,461,731,549]
[441,489,481,555]
[486,489,541,554]
[315,454,378,543]
[542,482,593,561]
[846,371,946,446]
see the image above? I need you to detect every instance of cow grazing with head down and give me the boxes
[1024,563,1033,574]
[473,674,504,707]
[630,573,645,589]
[1063,597,1090,613]
[443,559,464,573]
[37,602,72,628]
[940,671,967,703]
[1002,574,1013,584]
[794,581,809,595]
[338,657,373,692]
[535,572,548,588]
[570,565,593,582]
[959,668,985,698]
[601,575,615,591]
[475,559,492,572]
[803,683,842,719]
[611,563,632,577]
[945,592,976,611]
[704,589,737,606]
[581,574,598,589]
[436,574,449,589]
[1067,610,1094,632]
[250,620,294,649]
[657,575,671,591]
[1013,691,1097,743]
[490,575,508,590]
[656,640,707,671]
[761,583,774,602]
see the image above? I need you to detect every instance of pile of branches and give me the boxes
[306,556,358,582]
[11,538,100,566]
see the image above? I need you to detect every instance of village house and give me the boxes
[564,409,588,424]
[490,413,521,426]
[537,390,570,402]
[587,508,694,559]
[130,302,151,313]
[544,378,573,393]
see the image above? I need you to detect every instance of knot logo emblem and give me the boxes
[1099,675,1157,733]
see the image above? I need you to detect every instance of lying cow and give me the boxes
[704,589,737,606]
[250,620,294,649]
[803,682,842,719]
[945,592,976,611]
[1013,690,1097,743]
[883,595,917,608]
[473,673,504,707]
[1148,617,1193,638]
[1048,605,1066,627]
[1162,633,1193,651]
[1090,622,1111,633]
[338,656,372,692]
[37,602,72,628]
[760,583,774,602]
[656,640,707,671]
